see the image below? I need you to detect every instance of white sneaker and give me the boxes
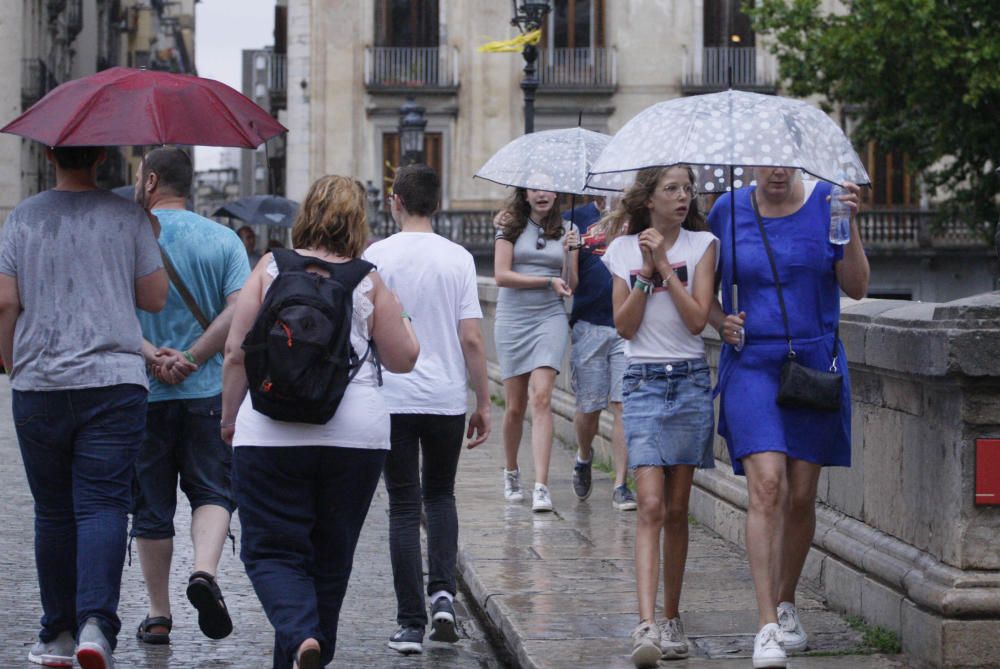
[503,469,524,502]
[658,617,689,659]
[630,621,661,669]
[531,483,553,512]
[777,601,808,652]
[752,623,787,668]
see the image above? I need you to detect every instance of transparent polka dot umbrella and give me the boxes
[586,89,870,194]
[586,89,870,314]
[475,127,612,196]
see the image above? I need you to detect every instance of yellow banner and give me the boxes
[478,29,542,54]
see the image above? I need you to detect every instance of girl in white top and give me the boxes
[220,175,418,669]
[601,165,718,668]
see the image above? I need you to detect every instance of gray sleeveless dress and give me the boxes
[494,220,572,379]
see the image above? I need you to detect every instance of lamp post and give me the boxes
[398,96,427,166]
[510,0,552,134]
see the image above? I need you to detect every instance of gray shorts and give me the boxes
[570,320,626,414]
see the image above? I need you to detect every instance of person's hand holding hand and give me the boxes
[154,347,197,385]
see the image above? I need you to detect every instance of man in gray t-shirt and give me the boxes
[0,146,167,668]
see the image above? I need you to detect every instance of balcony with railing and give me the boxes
[537,47,617,93]
[682,47,777,94]
[21,58,59,108]
[364,46,459,92]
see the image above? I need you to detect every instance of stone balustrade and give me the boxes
[476,278,1000,668]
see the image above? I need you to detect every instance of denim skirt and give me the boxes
[622,360,715,469]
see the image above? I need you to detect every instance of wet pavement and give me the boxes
[0,372,912,668]
[452,397,913,669]
[0,377,505,669]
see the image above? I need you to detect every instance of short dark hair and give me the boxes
[51,146,105,170]
[141,147,193,197]
[392,164,440,217]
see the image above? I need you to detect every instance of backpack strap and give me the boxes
[271,249,375,289]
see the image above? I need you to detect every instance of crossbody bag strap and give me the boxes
[159,246,211,331]
[750,192,841,369]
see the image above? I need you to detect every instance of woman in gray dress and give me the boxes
[494,188,579,513]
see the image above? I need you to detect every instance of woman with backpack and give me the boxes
[600,166,718,668]
[220,175,419,669]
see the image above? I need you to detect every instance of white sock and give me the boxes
[430,590,453,604]
[576,453,592,464]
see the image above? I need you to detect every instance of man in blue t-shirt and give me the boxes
[564,200,636,511]
[132,148,251,645]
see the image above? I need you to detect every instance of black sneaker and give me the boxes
[429,597,459,643]
[572,458,593,500]
[387,626,424,655]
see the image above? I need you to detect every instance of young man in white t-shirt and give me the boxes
[364,164,492,656]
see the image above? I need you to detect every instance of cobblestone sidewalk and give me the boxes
[0,378,504,669]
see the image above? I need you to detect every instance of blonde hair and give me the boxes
[602,165,707,241]
[291,175,368,257]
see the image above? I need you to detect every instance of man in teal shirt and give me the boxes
[132,148,250,645]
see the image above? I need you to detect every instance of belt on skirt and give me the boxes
[626,359,708,378]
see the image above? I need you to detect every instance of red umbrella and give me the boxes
[0,67,286,148]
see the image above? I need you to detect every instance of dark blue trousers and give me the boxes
[233,445,386,669]
[13,384,147,650]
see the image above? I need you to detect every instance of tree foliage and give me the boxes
[750,0,1000,237]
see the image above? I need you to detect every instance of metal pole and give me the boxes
[521,43,539,134]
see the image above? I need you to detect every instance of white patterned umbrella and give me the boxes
[475,127,611,195]
[586,89,869,192]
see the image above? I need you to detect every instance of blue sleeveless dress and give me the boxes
[708,182,851,475]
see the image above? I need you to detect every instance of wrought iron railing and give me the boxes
[370,210,497,252]
[269,53,287,97]
[537,47,617,90]
[364,46,459,90]
[21,58,58,107]
[682,47,777,92]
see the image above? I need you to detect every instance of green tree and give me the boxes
[751,0,1000,237]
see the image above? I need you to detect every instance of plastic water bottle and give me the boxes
[829,179,851,245]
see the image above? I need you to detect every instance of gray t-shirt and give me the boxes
[0,189,162,391]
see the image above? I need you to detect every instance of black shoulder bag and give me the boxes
[751,192,843,412]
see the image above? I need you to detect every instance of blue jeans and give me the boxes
[132,395,235,539]
[233,445,386,669]
[13,384,148,649]
[383,413,466,628]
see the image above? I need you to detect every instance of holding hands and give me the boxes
[150,346,197,385]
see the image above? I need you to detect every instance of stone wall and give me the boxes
[477,278,1000,668]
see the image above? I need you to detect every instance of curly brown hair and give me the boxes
[602,165,707,241]
[497,188,564,243]
[291,175,368,257]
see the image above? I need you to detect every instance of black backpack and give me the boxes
[242,249,377,424]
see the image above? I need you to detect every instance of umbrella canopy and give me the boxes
[215,195,299,228]
[475,127,611,195]
[1,67,286,148]
[587,89,870,192]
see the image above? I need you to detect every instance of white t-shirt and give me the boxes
[232,256,389,449]
[364,232,483,415]
[602,228,719,363]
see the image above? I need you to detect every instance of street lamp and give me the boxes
[398,96,427,166]
[510,0,552,134]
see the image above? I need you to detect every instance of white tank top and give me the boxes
[231,257,390,450]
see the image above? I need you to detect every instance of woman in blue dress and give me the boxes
[707,167,869,668]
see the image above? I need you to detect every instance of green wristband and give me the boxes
[183,350,197,365]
